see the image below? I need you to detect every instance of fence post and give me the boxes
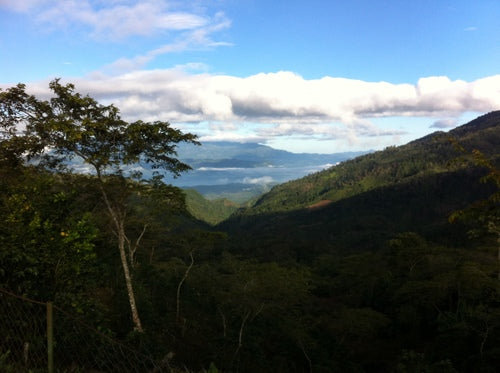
[47,302,54,373]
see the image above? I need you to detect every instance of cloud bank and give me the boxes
[23,70,497,142]
[3,65,498,149]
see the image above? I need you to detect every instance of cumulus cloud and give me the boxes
[60,70,499,121]
[10,70,500,147]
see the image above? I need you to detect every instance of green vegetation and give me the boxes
[184,189,238,225]
[1,81,499,372]
[190,182,272,205]
[246,112,500,215]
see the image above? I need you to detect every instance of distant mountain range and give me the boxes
[176,141,367,168]
[172,142,368,201]
[64,140,368,203]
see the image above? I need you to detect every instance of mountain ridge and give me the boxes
[176,141,369,168]
[238,111,500,215]
[173,141,369,201]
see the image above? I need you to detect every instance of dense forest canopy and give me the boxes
[1,81,499,372]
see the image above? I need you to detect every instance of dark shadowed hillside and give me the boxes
[220,111,500,258]
[206,112,500,372]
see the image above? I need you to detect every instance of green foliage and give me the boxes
[184,188,238,225]
[1,79,199,179]
[207,362,219,373]
[0,167,98,304]
[0,79,201,332]
[243,111,500,215]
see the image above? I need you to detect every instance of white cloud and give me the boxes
[199,132,268,144]
[99,11,231,74]
[242,176,275,185]
[12,70,500,148]
[75,70,499,121]
[1,0,229,45]
[0,0,47,12]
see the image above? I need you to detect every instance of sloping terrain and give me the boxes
[241,111,500,215]
[220,111,500,259]
[183,188,238,225]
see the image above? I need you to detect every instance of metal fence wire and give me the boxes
[0,288,170,372]
[0,289,47,372]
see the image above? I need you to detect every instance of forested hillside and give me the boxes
[243,111,500,215]
[220,112,500,255]
[1,81,499,372]
[184,188,238,225]
[216,111,500,371]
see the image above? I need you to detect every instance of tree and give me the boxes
[0,167,98,304]
[0,79,199,332]
[449,144,500,279]
[193,255,311,370]
[0,83,43,167]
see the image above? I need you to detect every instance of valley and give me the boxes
[173,141,369,202]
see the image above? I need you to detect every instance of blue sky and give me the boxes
[1,0,499,153]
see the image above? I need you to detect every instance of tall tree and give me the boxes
[0,79,199,331]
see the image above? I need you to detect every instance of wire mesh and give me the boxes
[0,289,47,372]
[0,288,170,372]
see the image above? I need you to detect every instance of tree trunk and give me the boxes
[118,223,144,332]
[233,309,251,363]
[218,307,227,338]
[176,250,194,322]
[298,338,313,373]
[100,182,143,332]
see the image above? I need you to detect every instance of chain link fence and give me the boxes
[0,288,173,372]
